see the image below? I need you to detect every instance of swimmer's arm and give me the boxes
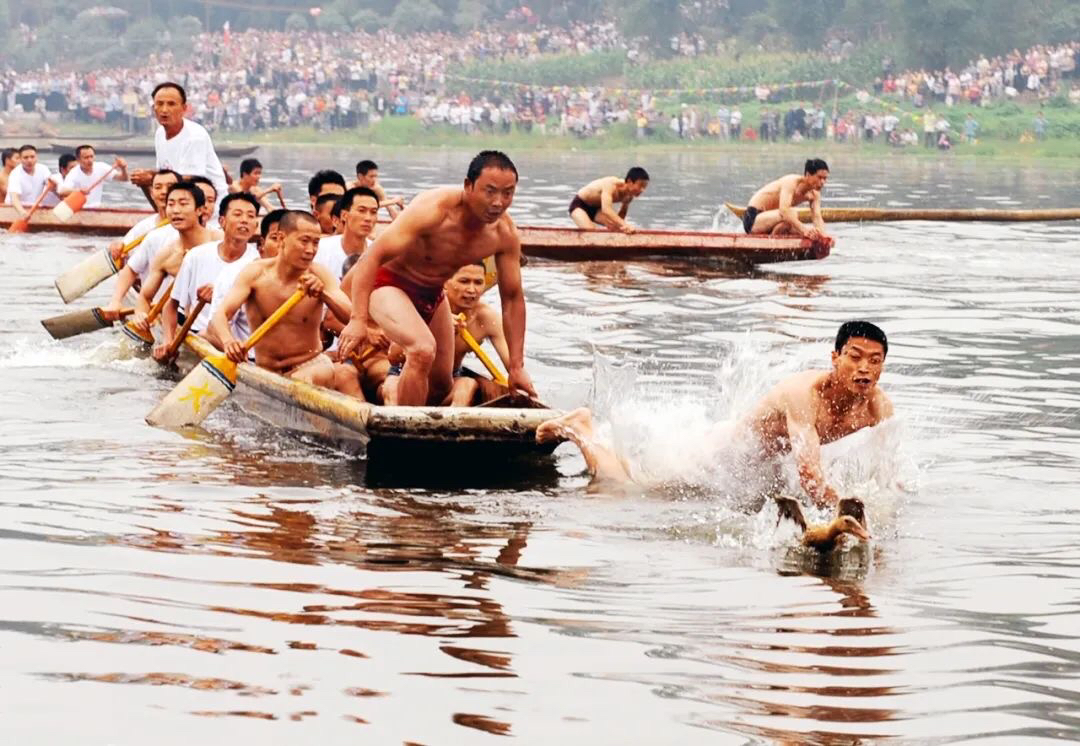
[778,182,810,237]
[875,390,895,422]
[786,410,838,507]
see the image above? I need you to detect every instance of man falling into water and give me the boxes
[538,321,893,507]
[742,158,833,247]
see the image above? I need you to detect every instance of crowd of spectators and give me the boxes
[0,25,1075,145]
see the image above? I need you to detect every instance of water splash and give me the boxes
[0,334,160,374]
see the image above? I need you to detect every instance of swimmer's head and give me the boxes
[832,321,887,394]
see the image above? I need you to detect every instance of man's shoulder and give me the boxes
[187,240,220,261]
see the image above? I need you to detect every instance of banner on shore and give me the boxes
[444,75,847,98]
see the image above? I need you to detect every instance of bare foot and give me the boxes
[536,407,594,444]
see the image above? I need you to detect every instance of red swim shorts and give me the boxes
[373,266,446,324]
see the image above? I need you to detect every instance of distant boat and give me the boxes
[49,142,258,158]
[50,133,136,142]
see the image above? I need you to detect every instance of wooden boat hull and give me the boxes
[50,142,258,158]
[0,206,152,235]
[724,201,1080,223]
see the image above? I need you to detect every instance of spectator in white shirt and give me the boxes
[56,145,129,208]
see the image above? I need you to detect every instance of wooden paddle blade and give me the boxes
[52,192,85,222]
[54,249,120,303]
[8,217,30,233]
[121,320,155,346]
[41,307,113,339]
[146,354,238,428]
[773,496,808,532]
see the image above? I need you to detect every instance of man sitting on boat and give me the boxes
[307,169,347,212]
[351,159,405,220]
[54,145,129,208]
[742,158,833,247]
[130,180,222,335]
[209,210,363,398]
[337,150,537,406]
[226,157,284,212]
[537,321,893,507]
[568,167,650,233]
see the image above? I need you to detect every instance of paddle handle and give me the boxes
[456,314,508,386]
[12,184,52,227]
[242,288,306,354]
[146,280,175,325]
[120,218,169,259]
[163,298,207,360]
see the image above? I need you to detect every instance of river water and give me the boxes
[2,148,1080,744]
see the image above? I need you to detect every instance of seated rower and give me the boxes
[742,158,833,247]
[537,321,893,508]
[227,157,284,211]
[205,208,288,352]
[0,147,18,203]
[383,262,511,406]
[153,192,261,361]
[55,145,129,207]
[313,192,340,235]
[314,186,378,281]
[129,180,221,335]
[569,167,649,233]
[351,159,405,220]
[209,210,361,397]
[307,169,346,212]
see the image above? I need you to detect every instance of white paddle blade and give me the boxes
[146,355,236,428]
[51,199,77,223]
[55,249,118,303]
[41,307,112,339]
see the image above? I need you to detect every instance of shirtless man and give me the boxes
[569,167,650,233]
[352,159,404,219]
[444,262,511,406]
[538,321,893,507]
[209,210,361,397]
[337,150,536,406]
[227,157,284,211]
[129,181,221,334]
[743,158,833,246]
[0,147,18,203]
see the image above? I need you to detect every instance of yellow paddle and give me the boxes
[8,185,51,233]
[146,288,306,428]
[52,164,117,222]
[41,306,135,340]
[157,298,207,365]
[55,218,168,303]
[122,280,174,345]
[456,313,507,386]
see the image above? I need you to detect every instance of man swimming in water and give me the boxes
[743,158,833,247]
[537,321,893,507]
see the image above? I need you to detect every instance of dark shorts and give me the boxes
[373,266,445,325]
[388,363,462,378]
[569,195,600,222]
[742,206,761,234]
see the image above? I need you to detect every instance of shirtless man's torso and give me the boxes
[744,158,832,245]
[569,167,650,233]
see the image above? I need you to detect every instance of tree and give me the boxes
[389,0,447,33]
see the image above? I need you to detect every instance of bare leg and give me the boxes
[747,208,803,236]
[426,299,455,406]
[287,356,337,388]
[332,362,365,400]
[445,376,479,406]
[536,408,633,484]
[370,286,436,406]
[570,207,599,230]
[381,374,399,405]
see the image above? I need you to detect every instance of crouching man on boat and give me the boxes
[537,321,893,506]
[743,158,833,247]
[569,167,650,233]
[209,210,363,397]
[337,150,536,406]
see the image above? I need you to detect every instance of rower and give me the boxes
[307,169,346,212]
[103,169,180,314]
[205,208,288,352]
[7,144,58,215]
[227,157,284,211]
[313,192,339,235]
[351,159,404,219]
[153,192,262,361]
[337,150,536,406]
[129,181,221,338]
[742,158,833,246]
[384,261,511,406]
[52,153,76,187]
[55,145,129,207]
[209,210,362,398]
[568,167,650,233]
[128,82,228,214]
[314,187,378,281]
[0,147,18,203]
[537,321,893,506]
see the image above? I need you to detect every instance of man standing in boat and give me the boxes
[537,321,893,507]
[568,167,650,233]
[337,150,536,407]
[742,159,833,247]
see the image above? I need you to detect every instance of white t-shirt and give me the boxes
[313,234,367,281]
[127,224,179,285]
[6,164,53,206]
[154,119,228,211]
[171,240,258,333]
[207,250,259,342]
[121,213,162,246]
[61,161,120,208]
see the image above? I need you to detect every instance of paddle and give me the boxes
[52,164,117,222]
[41,306,135,340]
[456,313,508,386]
[122,280,174,345]
[55,218,168,303]
[146,288,306,428]
[8,185,52,233]
[157,298,207,365]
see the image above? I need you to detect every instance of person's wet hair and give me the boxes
[166,181,205,209]
[835,321,887,356]
[187,174,217,204]
[219,192,261,216]
[314,193,339,212]
[261,208,288,238]
[466,150,517,184]
[58,153,76,171]
[625,166,650,183]
[154,168,181,183]
[804,158,829,175]
[307,169,346,197]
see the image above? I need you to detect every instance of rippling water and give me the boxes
[3,148,1080,743]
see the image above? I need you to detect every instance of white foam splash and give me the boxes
[0,335,160,374]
